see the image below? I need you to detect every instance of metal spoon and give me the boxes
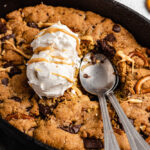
[80,53,120,150]
[80,53,150,150]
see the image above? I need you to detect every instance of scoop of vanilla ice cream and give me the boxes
[27,22,80,98]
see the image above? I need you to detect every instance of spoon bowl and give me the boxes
[80,53,116,95]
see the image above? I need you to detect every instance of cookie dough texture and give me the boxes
[0,4,149,150]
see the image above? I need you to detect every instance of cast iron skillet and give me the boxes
[0,0,150,149]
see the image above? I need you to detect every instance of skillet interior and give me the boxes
[0,0,150,149]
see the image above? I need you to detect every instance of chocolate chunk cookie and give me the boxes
[0,4,149,150]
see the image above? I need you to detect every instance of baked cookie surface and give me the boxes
[0,4,149,150]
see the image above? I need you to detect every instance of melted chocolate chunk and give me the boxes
[3,62,13,68]
[11,96,21,102]
[83,74,90,78]
[51,102,59,109]
[26,106,33,112]
[0,21,7,34]
[1,78,9,86]
[8,66,22,78]
[60,124,81,134]
[140,129,148,139]
[113,24,121,33]
[97,40,116,58]
[18,40,25,46]
[27,22,39,28]
[39,104,52,118]
[90,53,97,64]
[92,25,96,29]
[0,100,3,103]
[28,91,35,101]
[1,34,15,42]
[27,46,33,51]
[83,138,103,149]
[104,33,116,42]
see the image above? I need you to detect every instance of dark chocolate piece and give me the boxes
[26,106,33,112]
[83,138,103,149]
[104,33,116,42]
[97,40,116,58]
[60,124,81,134]
[1,34,15,42]
[8,66,22,78]
[113,24,121,33]
[90,53,97,64]
[27,22,39,28]
[3,62,13,68]
[11,96,22,102]
[39,104,52,118]
[1,78,9,86]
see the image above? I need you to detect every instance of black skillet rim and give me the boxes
[0,0,150,149]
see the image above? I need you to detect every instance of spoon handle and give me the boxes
[107,92,150,150]
[98,94,120,150]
